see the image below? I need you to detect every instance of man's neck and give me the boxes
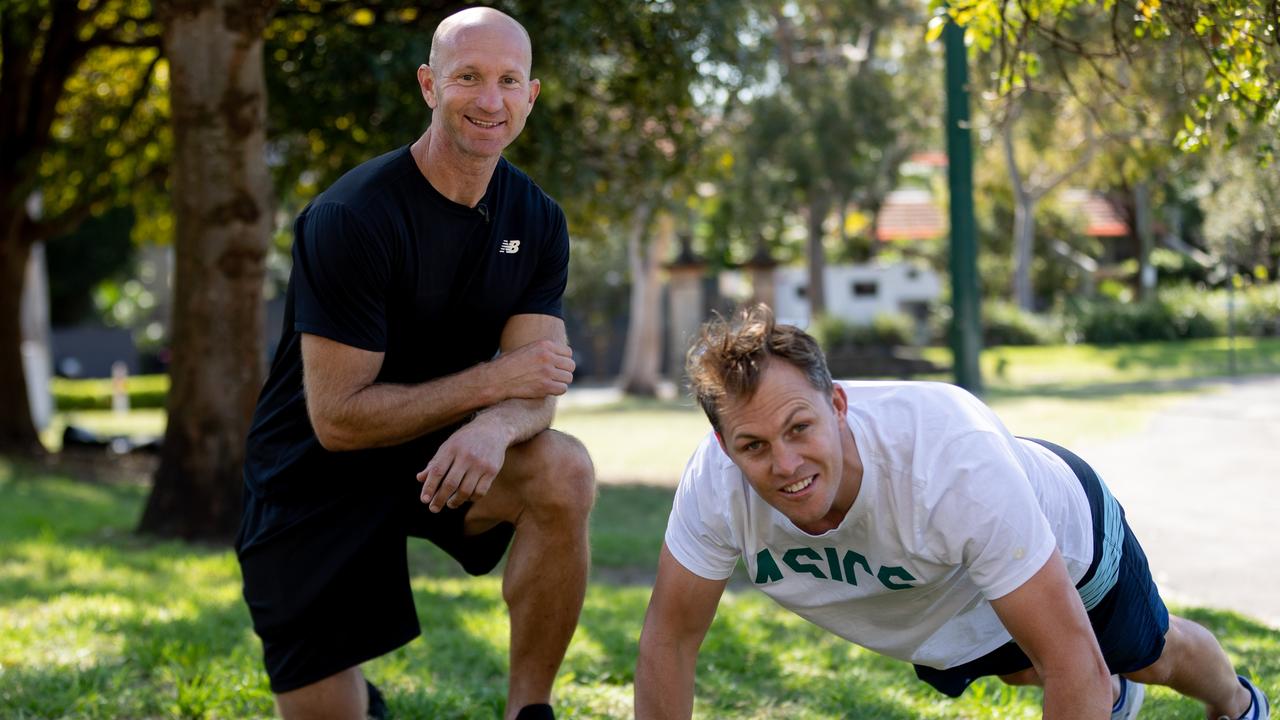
[411,126,500,208]
[827,421,865,527]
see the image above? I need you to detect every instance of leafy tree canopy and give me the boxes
[936,0,1279,159]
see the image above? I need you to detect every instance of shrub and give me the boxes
[1159,285,1223,339]
[981,300,1064,346]
[51,374,169,411]
[810,312,915,352]
[1072,285,1227,344]
[1237,283,1280,336]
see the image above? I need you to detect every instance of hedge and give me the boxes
[51,374,169,411]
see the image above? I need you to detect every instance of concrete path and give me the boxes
[1074,375,1280,628]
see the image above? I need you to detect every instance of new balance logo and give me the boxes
[499,239,521,254]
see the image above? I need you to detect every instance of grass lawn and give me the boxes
[2,459,1277,719]
[922,336,1280,392]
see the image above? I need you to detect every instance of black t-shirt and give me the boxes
[242,146,569,512]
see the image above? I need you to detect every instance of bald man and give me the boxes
[237,9,592,719]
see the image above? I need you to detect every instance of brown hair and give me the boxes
[686,304,833,432]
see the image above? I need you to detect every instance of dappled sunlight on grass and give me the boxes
[987,391,1197,447]
[554,401,709,483]
[972,337,1280,391]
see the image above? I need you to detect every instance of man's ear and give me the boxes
[417,64,437,109]
[832,383,848,416]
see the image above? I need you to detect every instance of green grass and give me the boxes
[2,458,1277,719]
[921,336,1280,392]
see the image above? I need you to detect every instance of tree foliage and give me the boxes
[709,1,935,316]
[940,0,1280,158]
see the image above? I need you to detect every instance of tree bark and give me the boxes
[0,217,42,455]
[1011,192,1037,310]
[1134,181,1156,301]
[805,191,830,319]
[617,205,669,397]
[138,0,275,542]
[1001,99,1098,311]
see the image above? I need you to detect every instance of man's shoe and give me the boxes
[1112,676,1145,720]
[365,679,389,720]
[1224,675,1272,720]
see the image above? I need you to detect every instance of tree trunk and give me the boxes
[0,218,42,456]
[1000,97,1101,312]
[1000,110,1035,312]
[1012,192,1036,311]
[139,0,275,542]
[806,192,830,319]
[1134,181,1155,301]
[617,205,669,397]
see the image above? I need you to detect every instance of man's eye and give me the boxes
[459,73,476,81]
[743,441,763,453]
[792,423,809,434]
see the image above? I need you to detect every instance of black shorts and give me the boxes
[236,473,515,693]
[914,438,1170,698]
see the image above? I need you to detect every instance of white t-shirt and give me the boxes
[665,381,1094,670]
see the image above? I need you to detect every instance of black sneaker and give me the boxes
[514,703,555,720]
[365,679,389,720]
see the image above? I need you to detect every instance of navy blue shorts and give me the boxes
[914,438,1170,698]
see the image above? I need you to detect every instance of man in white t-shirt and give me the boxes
[635,305,1270,720]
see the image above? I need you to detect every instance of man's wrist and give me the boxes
[469,361,504,407]
[468,406,519,446]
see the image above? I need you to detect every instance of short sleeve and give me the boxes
[664,437,741,581]
[511,203,568,318]
[919,431,1057,601]
[291,202,392,352]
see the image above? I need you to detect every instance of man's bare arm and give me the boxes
[416,313,573,511]
[301,315,573,451]
[471,313,569,445]
[990,549,1113,718]
[635,544,728,720]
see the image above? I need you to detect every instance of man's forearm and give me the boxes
[1041,669,1111,718]
[635,643,697,719]
[315,364,501,451]
[472,396,557,447]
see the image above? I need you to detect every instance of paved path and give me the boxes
[1074,375,1280,628]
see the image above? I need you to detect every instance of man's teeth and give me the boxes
[470,118,501,128]
[782,476,814,493]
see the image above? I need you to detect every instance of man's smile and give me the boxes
[781,474,817,495]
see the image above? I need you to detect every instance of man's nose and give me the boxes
[772,444,802,477]
[476,82,503,113]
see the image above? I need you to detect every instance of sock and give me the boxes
[515,703,555,720]
[1112,677,1127,712]
[365,680,389,720]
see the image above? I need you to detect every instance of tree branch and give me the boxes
[27,162,167,243]
[28,3,93,159]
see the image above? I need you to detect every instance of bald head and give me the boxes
[429,7,533,75]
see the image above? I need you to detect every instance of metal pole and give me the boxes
[944,16,983,393]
